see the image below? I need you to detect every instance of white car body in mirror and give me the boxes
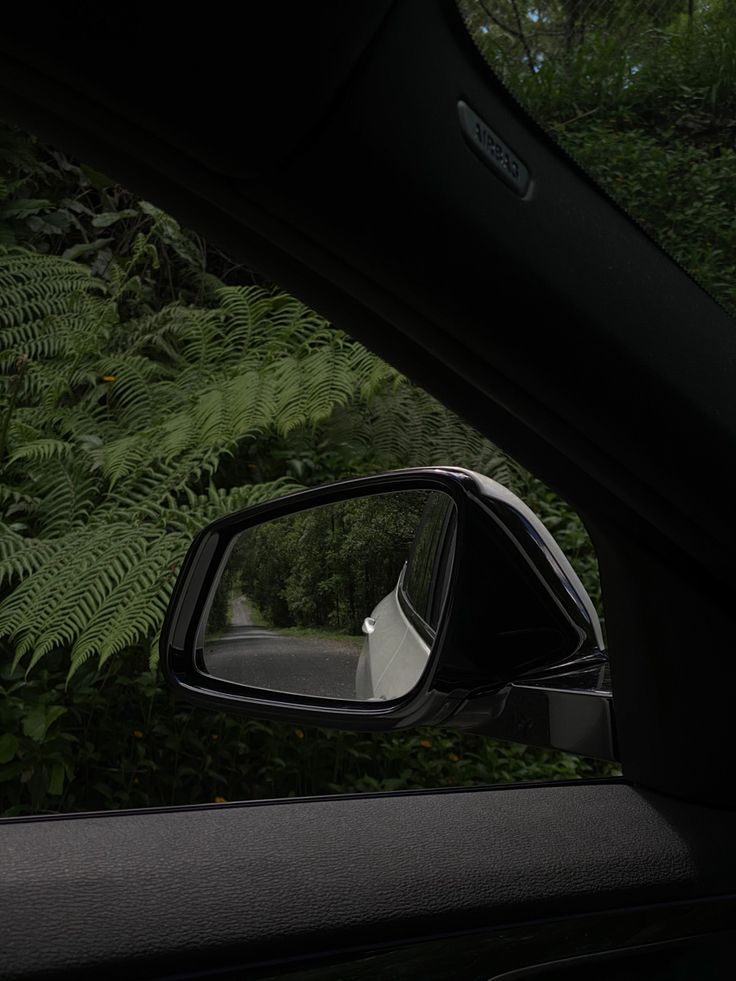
[355,570,430,701]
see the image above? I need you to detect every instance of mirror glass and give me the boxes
[201,490,456,701]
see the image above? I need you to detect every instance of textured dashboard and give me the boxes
[2,782,736,979]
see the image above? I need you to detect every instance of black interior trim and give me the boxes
[3,784,736,979]
[0,775,624,827]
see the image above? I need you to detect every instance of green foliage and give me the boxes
[0,234,531,681]
[0,119,615,816]
[460,0,736,314]
[560,122,736,312]
[0,657,615,817]
[0,250,403,676]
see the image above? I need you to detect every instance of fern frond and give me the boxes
[30,460,98,536]
[96,434,152,487]
[8,438,73,465]
[0,526,57,586]
[69,541,180,677]
[0,265,523,679]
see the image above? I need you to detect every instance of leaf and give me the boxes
[91,209,138,228]
[26,211,71,234]
[45,705,68,728]
[1,198,53,219]
[80,165,114,190]
[22,706,48,742]
[62,238,114,261]
[138,200,162,218]
[48,762,65,796]
[20,704,67,743]
[0,732,19,764]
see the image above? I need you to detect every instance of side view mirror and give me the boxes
[162,468,616,760]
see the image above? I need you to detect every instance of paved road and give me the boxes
[204,598,362,699]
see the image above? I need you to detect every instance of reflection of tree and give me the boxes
[227,492,432,634]
[207,579,232,634]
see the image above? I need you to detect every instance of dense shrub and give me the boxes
[0,657,612,816]
[0,89,622,815]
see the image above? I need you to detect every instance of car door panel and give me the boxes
[253,931,734,981]
[2,782,736,979]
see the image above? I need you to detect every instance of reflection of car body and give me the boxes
[355,574,429,701]
[356,493,456,700]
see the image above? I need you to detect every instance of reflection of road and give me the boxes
[229,596,252,627]
[204,599,362,699]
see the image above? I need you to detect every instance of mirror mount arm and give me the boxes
[448,655,617,762]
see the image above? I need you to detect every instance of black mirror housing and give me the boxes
[162,468,614,758]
